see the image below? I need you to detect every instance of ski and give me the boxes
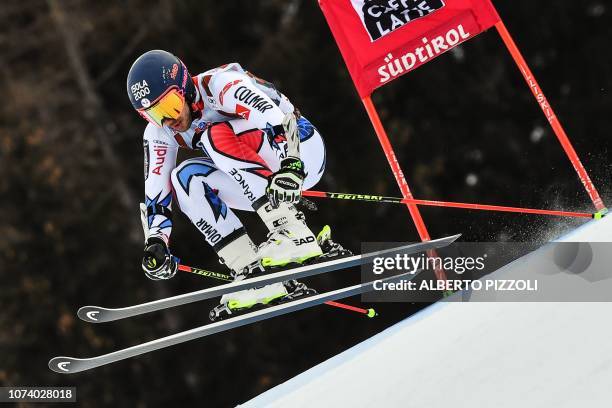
[77,234,459,323]
[50,270,415,374]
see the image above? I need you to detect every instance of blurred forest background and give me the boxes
[1,1,611,407]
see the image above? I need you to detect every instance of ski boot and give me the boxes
[216,232,262,280]
[221,225,353,285]
[255,202,324,269]
[210,204,351,321]
[231,204,353,281]
[212,227,315,321]
[208,279,317,321]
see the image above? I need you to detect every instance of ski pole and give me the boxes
[177,264,377,318]
[326,301,377,318]
[178,264,233,281]
[303,190,596,219]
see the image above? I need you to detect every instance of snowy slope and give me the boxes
[240,215,612,408]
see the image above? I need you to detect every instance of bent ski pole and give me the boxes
[303,190,597,219]
[177,263,376,318]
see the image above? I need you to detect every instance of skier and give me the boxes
[127,50,333,317]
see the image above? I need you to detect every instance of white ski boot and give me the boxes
[216,232,261,279]
[210,203,326,321]
[255,202,323,268]
[209,279,316,321]
[212,229,317,321]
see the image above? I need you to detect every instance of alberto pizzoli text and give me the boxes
[374,279,539,292]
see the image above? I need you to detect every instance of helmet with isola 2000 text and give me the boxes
[126,50,197,127]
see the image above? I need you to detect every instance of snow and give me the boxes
[555,211,611,242]
[240,214,612,408]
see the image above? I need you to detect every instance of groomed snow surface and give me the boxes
[241,214,612,408]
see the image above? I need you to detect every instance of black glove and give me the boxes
[142,237,178,280]
[266,157,306,208]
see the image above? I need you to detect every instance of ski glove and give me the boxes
[142,237,178,280]
[266,157,305,208]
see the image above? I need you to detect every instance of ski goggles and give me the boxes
[137,86,185,127]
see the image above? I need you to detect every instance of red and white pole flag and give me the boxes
[319,0,500,97]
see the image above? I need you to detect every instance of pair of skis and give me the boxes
[49,234,460,374]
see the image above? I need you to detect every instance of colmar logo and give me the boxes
[351,0,445,41]
[195,218,222,244]
[234,86,274,113]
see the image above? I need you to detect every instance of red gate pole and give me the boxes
[362,96,431,240]
[494,21,606,212]
[362,96,448,282]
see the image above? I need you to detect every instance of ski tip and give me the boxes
[366,308,377,318]
[77,306,107,323]
[447,233,462,242]
[49,357,79,374]
[430,233,461,245]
